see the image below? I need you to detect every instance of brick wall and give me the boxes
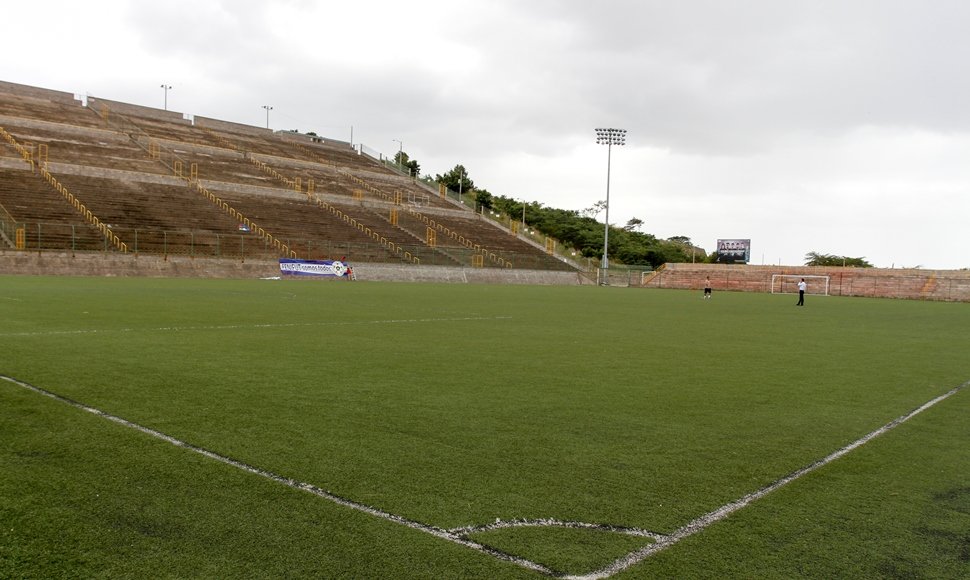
[85,97,189,124]
[643,263,970,302]
[0,251,590,285]
[0,81,78,104]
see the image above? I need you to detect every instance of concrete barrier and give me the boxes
[0,250,590,285]
[643,263,970,302]
[0,250,277,279]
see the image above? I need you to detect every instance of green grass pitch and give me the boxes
[1,276,968,578]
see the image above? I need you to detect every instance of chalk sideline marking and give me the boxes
[2,374,966,578]
[0,374,553,576]
[572,379,970,580]
[448,518,666,542]
[0,315,513,338]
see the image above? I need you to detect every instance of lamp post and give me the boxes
[160,84,172,110]
[595,127,626,279]
[262,105,273,129]
[457,167,464,204]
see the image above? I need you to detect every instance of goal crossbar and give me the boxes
[770,274,830,296]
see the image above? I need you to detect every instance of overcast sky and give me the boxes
[4,0,968,269]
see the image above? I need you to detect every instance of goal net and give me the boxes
[770,274,830,296]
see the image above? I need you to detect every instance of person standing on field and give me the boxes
[796,278,807,306]
[703,276,712,299]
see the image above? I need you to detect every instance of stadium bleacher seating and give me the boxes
[0,81,576,271]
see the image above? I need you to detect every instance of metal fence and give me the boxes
[1,221,585,271]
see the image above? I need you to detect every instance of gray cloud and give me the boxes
[4,0,968,268]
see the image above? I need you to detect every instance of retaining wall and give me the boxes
[86,96,188,124]
[643,263,970,302]
[194,116,274,138]
[0,81,78,103]
[0,251,589,285]
[6,252,962,296]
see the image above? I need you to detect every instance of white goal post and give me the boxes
[770,274,830,296]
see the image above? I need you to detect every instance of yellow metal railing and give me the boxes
[190,181,296,259]
[0,200,19,249]
[335,169,510,267]
[37,164,128,253]
[0,127,126,253]
[307,192,419,264]
[237,148,419,265]
[93,105,295,259]
[199,126,242,152]
[1,126,36,171]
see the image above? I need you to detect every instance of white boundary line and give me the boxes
[572,379,970,580]
[2,375,966,578]
[0,316,513,338]
[448,518,667,542]
[0,374,553,576]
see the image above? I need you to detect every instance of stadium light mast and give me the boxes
[595,127,626,280]
[262,105,273,129]
[160,84,172,111]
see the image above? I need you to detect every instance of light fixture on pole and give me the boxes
[160,84,172,110]
[457,167,464,203]
[262,105,273,129]
[595,127,626,278]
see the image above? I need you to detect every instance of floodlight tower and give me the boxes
[262,105,274,129]
[160,84,172,110]
[595,127,626,277]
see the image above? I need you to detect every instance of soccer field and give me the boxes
[2,276,968,578]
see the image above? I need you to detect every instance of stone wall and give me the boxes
[86,96,188,124]
[0,250,277,279]
[0,251,589,285]
[643,263,970,302]
[3,252,964,297]
[0,81,78,103]
[194,116,273,138]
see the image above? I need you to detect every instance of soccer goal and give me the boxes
[770,274,830,296]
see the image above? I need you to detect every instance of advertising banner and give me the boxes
[716,239,751,264]
[279,259,350,277]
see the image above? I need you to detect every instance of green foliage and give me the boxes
[490,195,706,266]
[475,189,494,211]
[430,166,705,266]
[393,151,420,176]
[435,164,474,193]
[805,251,873,267]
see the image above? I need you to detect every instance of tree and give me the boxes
[393,151,420,177]
[624,217,644,232]
[490,193,713,267]
[581,200,607,219]
[435,164,474,193]
[475,189,493,211]
[804,252,873,268]
[667,235,691,246]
